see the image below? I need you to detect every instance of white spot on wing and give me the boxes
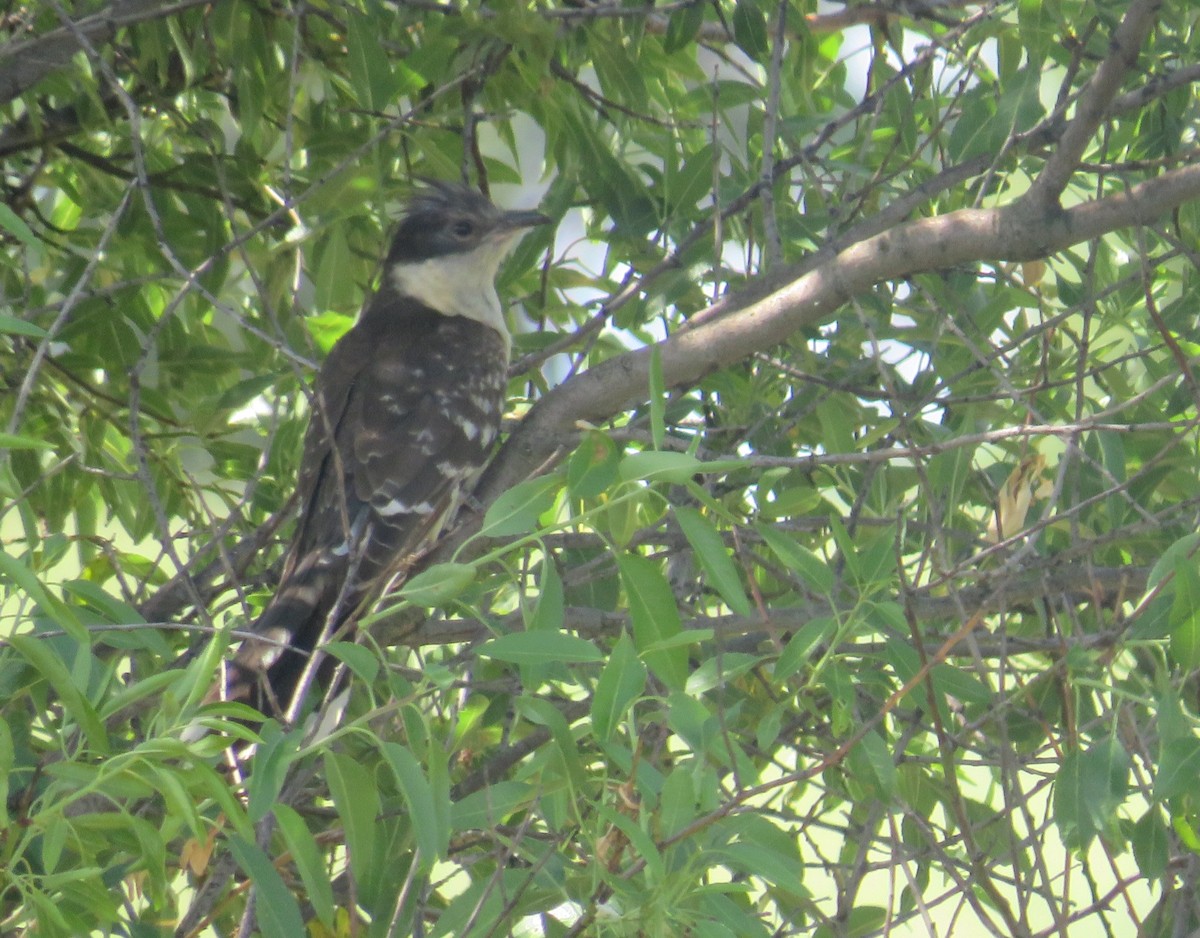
[377,497,436,517]
[450,413,479,440]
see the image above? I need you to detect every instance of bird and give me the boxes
[209,181,550,720]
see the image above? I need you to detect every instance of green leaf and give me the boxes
[41,813,67,873]
[99,669,184,720]
[273,804,335,927]
[855,730,898,800]
[382,741,447,865]
[228,835,307,938]
[567,431,619,499]
[663,2,704,53]
[686,652,761,699]
[591,632,646,742]
[1132,809,1170,881]
[0,315,48,338]
[323,751,380,886]
[1018,0,1053,68]
[617,553,687,689]
[713,841,809,895]
[517,697,587,791]
[1154,737,1200,802]
[313,226,352,312]
[658,766,697,838]
[619,450,702,484]
[591,40,647,110]
[675,507,752,616]
[246,726,298,823]
[323,641,380,685]
[0,545,67,657]
[61,579,144,626]
[1148,533,1200,589]
[1055,738,1130,851]
[398,562,475,607]
[304,310,354,354]
[0,203,38,248]
[147,765,203,839]
[477,631,604,665]
[732,0,769,60]
[598,801,664,881]
[451,780,535,831]
[774,616,835,683]
[480,475,560,537]
[193,761,257,840]
[346,11,397,110]
[1169,558,1200,669]
[670,143,715,212]
[947,82,1003,162]
[530,560,564,632]
[755,524,833,594]
[9,635,108,754]
[0,719,11,825]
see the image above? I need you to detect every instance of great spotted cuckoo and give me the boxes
[210,181,549,718]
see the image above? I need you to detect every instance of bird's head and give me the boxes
[382,181,550,337]
[386,180,550,273]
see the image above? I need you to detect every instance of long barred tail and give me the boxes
[207,556,350,718]
[207,505,427,722]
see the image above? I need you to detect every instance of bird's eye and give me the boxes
[452,220,474,238]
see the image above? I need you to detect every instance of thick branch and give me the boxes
[0,0,211,105]
[1029,0,1161,204]
[479,162,1200,503]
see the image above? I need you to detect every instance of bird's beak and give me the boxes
[499,209,552,231]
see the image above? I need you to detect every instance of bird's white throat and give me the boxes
[388,238,516,344]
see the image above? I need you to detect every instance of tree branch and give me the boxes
[407,560,1145,649]
[1028,0,1161,204]
[478,161,1200,503]
[0,0,212,106]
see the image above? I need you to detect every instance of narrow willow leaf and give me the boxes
[731,0,769,60]
[274,804,335,926]
[617,553,687,690]
[1154,738,1200,802]
[480,475,559,537]
[756,524,834,595]
[346,11,396,110]
[477,631,603,665]
[324,751,380,886]
[1132,809,1170,881]
[0,315,47,338]
[598,802,664,881]
[567,431,619,499]
[619,450,701,484]
[0,203,37,247]
[1169,559,1200,669]
[530,559,564,632]
[591,633,646,743]
[398,562,475,607]
[0,550,85,640]
[323,641,380,685]
[228,835,306,938]
[674,506,752,616]
[9,635,108,754]
[0,720,11,825]
[451,781,535,831]
[382,742,447,865]
[0,432,54,449]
